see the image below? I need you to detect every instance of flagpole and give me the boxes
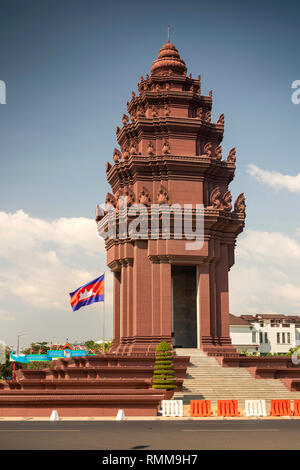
[102,272,105,355]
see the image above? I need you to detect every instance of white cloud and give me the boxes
[0,210,106,311]
[231,229,300,315]
[0,309,15,322]
[248,164,300,194]
[238,230,300,262]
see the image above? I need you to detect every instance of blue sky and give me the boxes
[0,0,300,347]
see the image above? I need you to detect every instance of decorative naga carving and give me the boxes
[215,145,222,160]
[122,114,129,125]
[196,107,203,120]
[105,192,116,209]
[131,91,136,98]
[217,114,225,127]
[222,190,232,212]
[157,186,169,205]
[234,193,246,213]
[116,126,120,134]
[147,141,155,156]
[106,161,112,172]
[217,113,225,125]
[227,147,236,163]
[209,187,222,209]
[201,142,212,158]
[209,90,213,98]
[139,187,151,205]
[162,140,170,155]
[113,148,121,162]
[205,111,211,122]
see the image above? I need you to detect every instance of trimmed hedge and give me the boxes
[152,342,177,390]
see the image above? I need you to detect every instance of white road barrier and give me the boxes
[162,400,183,417]
[50,410,60,421]
[244,400,267,417]
[116,409,126,420]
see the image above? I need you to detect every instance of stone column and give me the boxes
[217,244,231,344]
[126,259,134,342]
[198,263,214,348]
[120,261,128,342]
[110,271,121,352]
[160,259,172,341]
[151,257,161,337]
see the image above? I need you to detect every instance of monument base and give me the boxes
[0,353,190,417]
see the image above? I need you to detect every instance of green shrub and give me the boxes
[152,342,177,390]
[21,361,55,370]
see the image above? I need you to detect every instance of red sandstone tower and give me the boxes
[97,41,246,356]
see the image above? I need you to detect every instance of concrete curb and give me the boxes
[0,415,300,421]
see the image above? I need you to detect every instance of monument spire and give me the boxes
[100,41,245,355]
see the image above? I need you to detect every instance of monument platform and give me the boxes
[0,353,190,417]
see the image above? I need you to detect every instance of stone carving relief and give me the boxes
[130,141,137,156]
[205,111,211,122]
[106,161,112,172]
[122,145,129,161]
[122,114,129,125]
[215,145,222,160]
[223,190,232,212]
[113,148,121,162]
[105,192,116,209]
[147,141,155,156]
[162,140,170,155]
[201,142,212,158]
[209,187,222,209]
[124,187,135,207]
[196,107,203,119]
[227,147,236,163]
[164,104,170,116]
[217,113,225,125]
[157,186,169,205]
[139,187,151,205]
[234,193,246,213]
[136,105,145,117]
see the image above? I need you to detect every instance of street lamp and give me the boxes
[16,333,26,355]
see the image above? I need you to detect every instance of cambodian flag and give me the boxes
[69,274,104,312]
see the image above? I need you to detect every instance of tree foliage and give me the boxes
[0,347,13,379]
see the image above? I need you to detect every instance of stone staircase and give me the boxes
[174,349,300,405]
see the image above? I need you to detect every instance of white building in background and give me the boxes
[229,314,259,354]
[229,314,300,355]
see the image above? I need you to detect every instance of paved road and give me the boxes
[0,420,299,450]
